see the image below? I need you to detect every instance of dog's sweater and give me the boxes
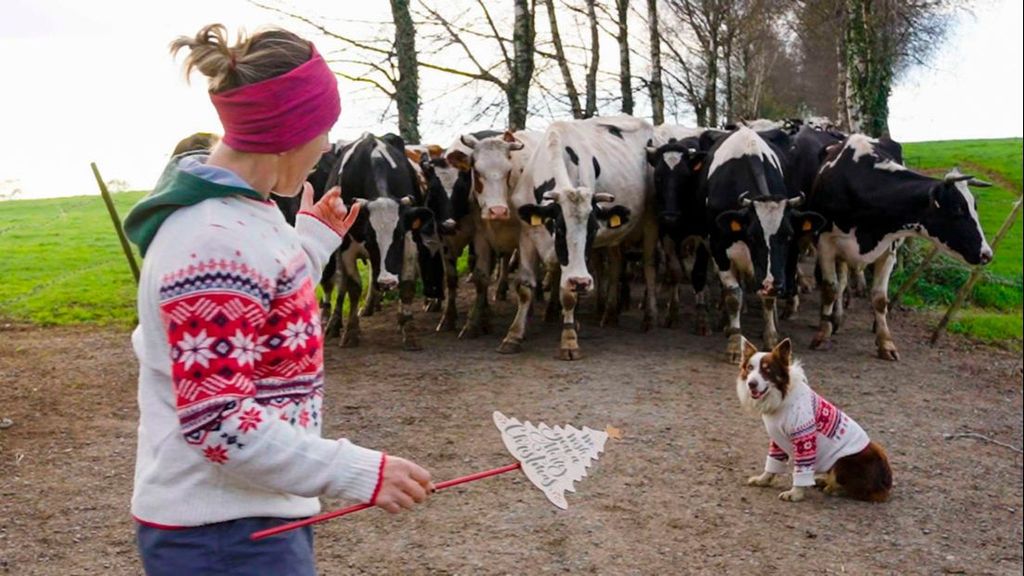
[762,382,870,487]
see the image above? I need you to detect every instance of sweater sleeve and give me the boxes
[294,211,343,284]
[157,238,383,502]
[789,421,817,487]
[764,440,790,475]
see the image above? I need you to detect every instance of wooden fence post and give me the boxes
[91,162,140,284]
[892,242,939,306]
[930,196,1023,344]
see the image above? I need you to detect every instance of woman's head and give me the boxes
[170,24,340,194]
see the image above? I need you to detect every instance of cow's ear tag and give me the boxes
[608,214,622,228]
[411,218,422,231]
[729,220,742,233]
[530,214,543,227]
[801,219,813,232]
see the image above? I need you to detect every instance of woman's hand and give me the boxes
[300,182,360,237]
[373,455,434,513]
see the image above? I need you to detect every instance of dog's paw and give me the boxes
[747,472,776,487]
[778,487,806,502]
[822,483,846,497]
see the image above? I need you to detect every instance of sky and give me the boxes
[0,0,1021,201]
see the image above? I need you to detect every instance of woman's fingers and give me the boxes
[341,202,361,230]
[404,479,428,504]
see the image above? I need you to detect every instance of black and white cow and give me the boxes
[701,126,826,362]
[508,116,657,360]
[445,130,542,340]
[808,133,993,360]
[323,132,437,350]
[646,125,711,332]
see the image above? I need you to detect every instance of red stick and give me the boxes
[250,462,522,541]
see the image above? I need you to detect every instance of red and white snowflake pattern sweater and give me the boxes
[760,371,870,487]
[131,193,384,528]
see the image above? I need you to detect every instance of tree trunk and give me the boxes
[834,0,850,131]
[616,0,633,114]
[390,0,420,143]
[646,0,664,125]
[843,0,895,136]
[585,0,600,118]
[508,0,536,130]
[723,31,733,124]
[545,0,582,118]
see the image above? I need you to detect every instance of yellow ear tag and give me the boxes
[530,214,543,226]
[609,214,622,228]
[730,220,742,232]
[802,220,813,231]
[411,219,422,231]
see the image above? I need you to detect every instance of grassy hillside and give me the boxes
[0,139,1020,344]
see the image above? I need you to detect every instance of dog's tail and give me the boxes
[834,441,893,503]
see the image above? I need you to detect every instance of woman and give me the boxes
[124,24,432,575]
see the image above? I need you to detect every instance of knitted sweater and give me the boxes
[760,375,870,487]
[130,159,384,528]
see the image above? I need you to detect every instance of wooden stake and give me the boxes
[930,196,1022,344]
[891,242,939,306]
[91,163,140,284]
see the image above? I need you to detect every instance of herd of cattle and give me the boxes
[183,115,994,362]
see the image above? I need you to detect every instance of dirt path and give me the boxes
[1,291,1021,575]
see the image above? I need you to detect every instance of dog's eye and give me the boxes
[747,363,754,371]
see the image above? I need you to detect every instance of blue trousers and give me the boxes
[137,517,315,576]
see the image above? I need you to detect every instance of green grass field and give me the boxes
[1,138,1020,344]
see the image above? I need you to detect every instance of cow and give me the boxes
[323,132,438,350]
[445,130,542,339]
[807,133,993,360]
[507,116,658,360]
[701,126,826,363]
[646,125,711,332]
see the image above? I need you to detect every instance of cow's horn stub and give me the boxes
[787,193,806,207]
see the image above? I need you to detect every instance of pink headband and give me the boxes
[210,45,340,154]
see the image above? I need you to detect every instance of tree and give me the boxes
[646,0,665,124]
[391,0,420,143]
[545,0,584,118]
[615,0,634,114]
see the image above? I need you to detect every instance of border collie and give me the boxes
[737,337,892,502]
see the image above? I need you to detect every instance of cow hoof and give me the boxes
[809,334,832,351]
[662,315,678,329]
[458,324,481,340]
[877,346,900,362]
[642,316,654,333]
[436,316,457,333]
[497,338,522,354]
[324,323,341,339]
[558,347,583,361]
[358,307,375,318]
[423,299,442,313]
[340,332,360,348]
[726,335,742,364]
[403,340,422,352]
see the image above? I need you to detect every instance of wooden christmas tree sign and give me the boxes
[250,411,617,541]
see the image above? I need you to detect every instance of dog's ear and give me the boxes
[740,336,757,367]
[772,338,792,368]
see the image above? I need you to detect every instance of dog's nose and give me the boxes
[748,380,758,391]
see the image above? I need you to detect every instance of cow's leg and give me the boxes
[397,235,422,351]
[851,263,868,298]
[810,241,839,351]
[601,246,624,328]
[544,266,562,323]
[593,249,608,319]
[872,249,899,361]
[324,252,344,338]
[495,253,510,302]
[761,296,779,349]
[320,252,338,322]
[719,269,744,363]
[339,249,363,348]
[359,261,378,318]
[499,239,538,354]
[691,243,711,336]
[641,216,659,331]
[459,233,491,339]
[780,240,801,321]
[662,239,683,328]
[558,287,582,361]
[436,240,461,332]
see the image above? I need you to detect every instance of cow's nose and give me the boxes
[377,274,399,291]
[486,206,510,220]
[442,218,457,231]
[980,247,993,265]
[567,276,593,292]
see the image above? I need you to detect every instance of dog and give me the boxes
[736,337,892,503]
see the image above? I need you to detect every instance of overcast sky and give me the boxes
[0,0,1021,200]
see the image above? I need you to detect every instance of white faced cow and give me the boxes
[446,130,542,340]
[808,134,993,360]
[325,133,437,351]
[702,127,826,363]
[507,116,657,360]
